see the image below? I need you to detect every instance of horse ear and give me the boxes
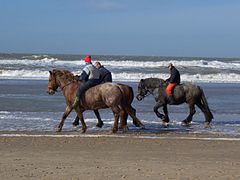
[49,71,52,75]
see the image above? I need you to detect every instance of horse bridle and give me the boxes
[48,75,74,93]
[137,83,151,99]
[59,80,74,91]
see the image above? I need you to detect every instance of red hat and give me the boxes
[84,55,91,63]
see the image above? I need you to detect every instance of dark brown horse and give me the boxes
[47,69,143,133]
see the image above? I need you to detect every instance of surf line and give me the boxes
[0,133,240,141]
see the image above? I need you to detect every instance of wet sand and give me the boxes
[0,132,240,180]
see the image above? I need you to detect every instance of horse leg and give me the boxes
[75,108,87,133]
[119,110,128,132]
[196,102,212,128]
[94,110,104,128]
[182,104,196,126]
[153,102,165,119]
[162,105,170,126]
[125,105,144,128]
[111,106,120,133]
[72,116,80,127]
[56,106,72,132]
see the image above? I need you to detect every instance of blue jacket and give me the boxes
[166,66,180,84]
[99,66,112,83]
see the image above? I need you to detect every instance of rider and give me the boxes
[94,61,112,83]
[72,55,101,109]
[165,63,180,104]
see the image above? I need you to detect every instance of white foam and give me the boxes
[1,59,240,70]
[0,133,240,141]
[0,59,81,66]
[1,69,240,83]
[89,59,240,70]
[1,58,240,82]
[0,69,49,80]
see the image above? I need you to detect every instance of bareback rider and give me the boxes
[165,63,181,105]
[72,55,101,109]
[94,61,112,83]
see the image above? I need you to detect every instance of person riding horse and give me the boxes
[165,63,181,105]
[72,61,113,127]
[72,55,101,109]
[94,61,112,83]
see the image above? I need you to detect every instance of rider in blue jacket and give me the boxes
[94,61,112,83]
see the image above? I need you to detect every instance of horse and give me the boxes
[72,83,139,129]
[47,69,144,133]
[136,78,213,127]
[57,70,140,130]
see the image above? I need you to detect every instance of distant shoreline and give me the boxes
[1,52,240,59]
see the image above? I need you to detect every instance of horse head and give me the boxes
[136,79,149,101]
[47,70,59,95]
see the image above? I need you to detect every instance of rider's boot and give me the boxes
[72,96,79,109]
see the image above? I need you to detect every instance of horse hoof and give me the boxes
[133,121,144,128]
[55,127,62,132]
[112,128,118,133]
[162,122,169,128]
[204,122,211,128]
[123,126,129,133]
[72,125,78,131]
[72,122,79,127]
[181,120,190,126]
[96,122,104,128]
[81,129,86,133]
[133,122,140,127]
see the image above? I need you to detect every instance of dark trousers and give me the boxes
[76,79,100,98]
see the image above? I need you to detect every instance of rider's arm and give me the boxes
[79,66,90,81]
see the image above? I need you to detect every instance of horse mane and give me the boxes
[52,69,76,81]
[143,78,166,88]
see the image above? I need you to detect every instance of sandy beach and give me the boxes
[0,132,240,180]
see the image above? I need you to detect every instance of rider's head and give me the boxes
[84,55,91,63]
[167,63,173,70]
[94,61,102,69]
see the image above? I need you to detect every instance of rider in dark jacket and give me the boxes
[165,63,180,104]
[72,56,101,109]
[94,61,112,83]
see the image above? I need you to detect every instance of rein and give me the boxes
[57,79,75,92]
[142,90,151,98]
[59,80,74,91]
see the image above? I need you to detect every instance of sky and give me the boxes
[0,0,240,57]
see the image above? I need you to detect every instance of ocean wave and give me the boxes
[21,54,58,60]
[1,69,240,83]
[1,59,240,70]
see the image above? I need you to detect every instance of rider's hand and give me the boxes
[74,75,80,81]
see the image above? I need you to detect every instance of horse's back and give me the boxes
[82,83,123,108]
[116,83,134,103]
[174,83,202,102]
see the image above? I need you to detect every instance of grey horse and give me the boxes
[136,78,213,127]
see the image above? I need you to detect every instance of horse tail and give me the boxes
[117,84,136,115]
[127,86,136,116]
[118,85,143,127]
[200,88,214,121]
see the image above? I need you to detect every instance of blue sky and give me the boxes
[0,0,240,57]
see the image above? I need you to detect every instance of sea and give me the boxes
[0,53,240,136]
